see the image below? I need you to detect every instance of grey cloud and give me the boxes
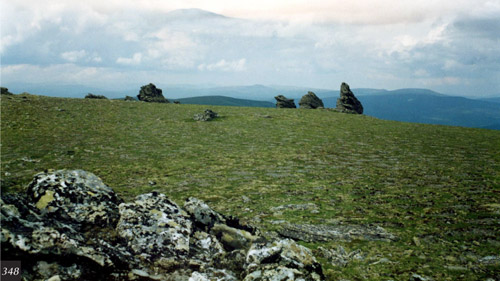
[2,7,499,96]
[452,17,500,40]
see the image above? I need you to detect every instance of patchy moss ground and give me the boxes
[1,93,499,280]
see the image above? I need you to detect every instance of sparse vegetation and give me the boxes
[1,93,499,280]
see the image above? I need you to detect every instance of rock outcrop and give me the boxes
[1,87,13,95]
[279,223,397,243]
[1,170,324,281]
[275,95,296,108]
[336,82,363,114]
[137,83,169,103]
[193,109,219,121]
[124,96,136,101]
[85,93,108,99]
[299,92,324,109]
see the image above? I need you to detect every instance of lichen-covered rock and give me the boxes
[275,95,296,108]
[244,239,324,280]
[299,91,324,109]
[26,169,122,226]
[116,192,192,259]
[211,224,260,251]
[1,170,325,281]
[279,223,397,242]
[184,197,227,229]
[336,82,363,114]
[193,109,218,121]
[1,194,132,280]
[315,246,364,267]
[137,83,169,103]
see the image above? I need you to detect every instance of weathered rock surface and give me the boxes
[1,87,13,95]
[275,95,296,108]
[193,109,219,121]
[137,83,169,103]
[279,223,397,243]
[299,92,324,109]
[1,170,324,281]
[336,82,363,114]
[85,93,108,99]
[270,203,319,213]
[315,246,364,267]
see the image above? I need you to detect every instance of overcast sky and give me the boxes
[1,0,499,97]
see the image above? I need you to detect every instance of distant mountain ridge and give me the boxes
[173,95,274,107]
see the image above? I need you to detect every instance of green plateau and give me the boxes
[1,93,499,280]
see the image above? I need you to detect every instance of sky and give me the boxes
[1,0,500,97]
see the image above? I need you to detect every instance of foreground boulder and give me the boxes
[275,95,296,108]
[299,91,324,109]
[194,109,219,121]
[336,82,363,114]
[85,93,108,99]
[1,170,324,281]
[137,83,169,103]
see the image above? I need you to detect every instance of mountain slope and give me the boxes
[323,89,500,129]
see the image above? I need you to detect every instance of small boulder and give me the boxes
[194,109,218,121]
[299,91,324,109]
[275,95,296,108]
[336,82,363,114]
[85,93,107,99]
[137,83,169,103]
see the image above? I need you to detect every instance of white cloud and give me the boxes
[2,0,499,96]
[198,59,247,72]
[61,50,102,63]
[1,63,107,84]
[61,50,87,62]
[414,69,430,77]
[419,76,462,86]
[116,53,142,65]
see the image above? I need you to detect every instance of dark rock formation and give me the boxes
[1,170,325,281]
[85,93,108,99]
[137,83,169,103]
[336,82,363,114]
[299,91,324,109]
[275,95,296,108]
[193,109,218,121]
[124,96,136,101]
[173,101,181,104]
[279,223,397,243]
[1,87,13,95]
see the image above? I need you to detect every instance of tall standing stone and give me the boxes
[336,82,363,114]
[137,83,169,103]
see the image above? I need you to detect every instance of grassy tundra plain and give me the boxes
[1,93,499,280]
